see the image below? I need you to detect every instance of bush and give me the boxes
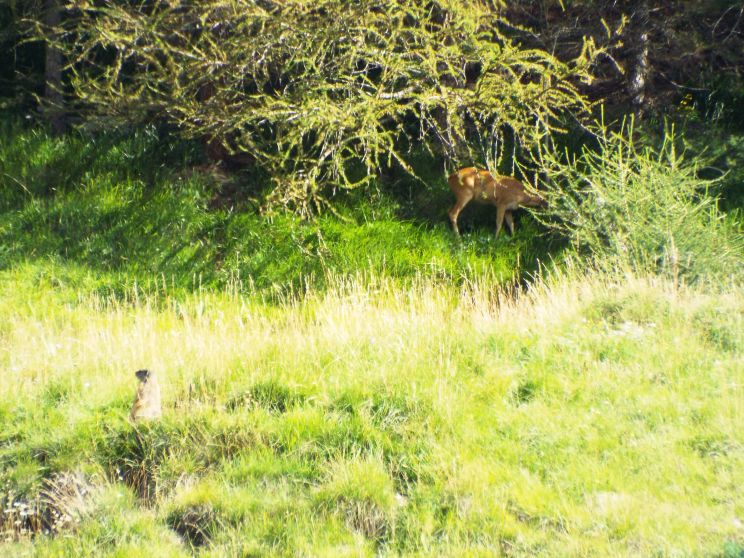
[537,121,744,283]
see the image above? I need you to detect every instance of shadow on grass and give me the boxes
[0,119,562,296]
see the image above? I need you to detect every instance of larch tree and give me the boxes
[40,0,597,214]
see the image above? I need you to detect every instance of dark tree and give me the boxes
[504,1,744,117]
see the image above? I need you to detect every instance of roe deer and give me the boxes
[447,167,547,237]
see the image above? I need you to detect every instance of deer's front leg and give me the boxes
[495,205,506,238]
[449,192,473,236]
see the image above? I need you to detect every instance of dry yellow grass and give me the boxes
[1,266,742,556]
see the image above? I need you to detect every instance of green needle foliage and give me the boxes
[535,120,744,284]
[41,0,594,214]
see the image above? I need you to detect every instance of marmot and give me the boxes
[130,369,162,421]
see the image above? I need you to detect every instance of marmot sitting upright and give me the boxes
[130,369,162,421]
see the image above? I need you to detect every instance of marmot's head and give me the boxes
[135,369,152,382]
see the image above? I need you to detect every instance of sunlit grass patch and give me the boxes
[1,265,742,556]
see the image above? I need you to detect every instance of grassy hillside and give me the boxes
[0,266,742,556]
[1,116,743,556]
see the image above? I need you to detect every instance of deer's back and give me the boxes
[449,167,528,206]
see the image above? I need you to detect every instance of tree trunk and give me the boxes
[44,0,66,135]
[626,0,650,117]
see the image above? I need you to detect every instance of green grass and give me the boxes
[1,264,742,556]
[1,117,743,556]
[0,117,555,295]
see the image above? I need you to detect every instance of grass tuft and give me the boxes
[315,456,398,542]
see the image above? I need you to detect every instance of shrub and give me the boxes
[537,121,744,283]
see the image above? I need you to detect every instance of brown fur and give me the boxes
[447,167,546,237]
[130,369,162,421]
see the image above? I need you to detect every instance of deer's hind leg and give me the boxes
[505,211,515,235]
[495,205,507,238]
